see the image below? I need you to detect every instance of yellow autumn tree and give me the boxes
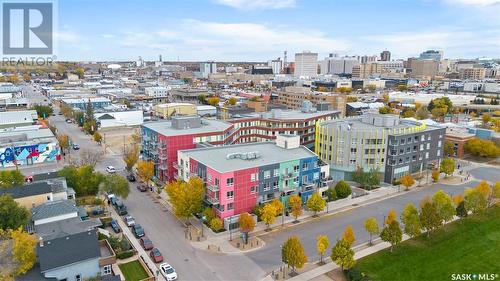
[385,209,397,225]
[11,228,36,275]
[136,160,154,185]
[342,225,356,245]
[288,195,303,222]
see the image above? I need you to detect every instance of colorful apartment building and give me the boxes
[177,135,330,221]
[141,107,338,183]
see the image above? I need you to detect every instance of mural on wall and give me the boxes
[0,142,60,167]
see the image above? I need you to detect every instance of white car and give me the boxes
[123,215,135,227]
[106,166,116,173]
[159,263,177,281]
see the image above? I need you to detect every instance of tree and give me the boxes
[74,67,85,78]
[228,97,237,106]
[380,220,403,252]
[123,144,140,173]
[453,194,464,206]
[334,180,352,198]
[482,113,492,126]
[32,105,53,119]
[270,199,284,216]
[0,170,25,188]
[198,94,206,104]
[342,225,356,245]
[288,195,303,222]
[364,217,379,245]
[93,131,102,144]
[0,195,30,230]
[165,177,204,222]
[494,181,500,201]
[261,203,277,230]
[207,96,220,106]
[440,158,455,178]
[432,190,455,223]
[352,168,380,190]
[59,165,105,196]
[101,174,130,199]
[9,76,19,84]
[431,170,440,182]
[419,201,441,237]
[316,235,329,264]
[400,174,415,191]
[57,134,70,154]
[444,141,455,156]
[428,97,453,115]
[79,149,102,168]
[83,119,97,135]
[385,209,397,226]
[378,106,394,114]
[464,138,500,158]
[402,108,416,118]
[282,236,307,274]
[456,201,468,218]
[464,188,487,214]
[325,188,337,202]
[306,193,325,216]
[415,106,430,120]
[238,212,255,244]
[11,228,36,275]
[401,203,421,238]
[202,207,216,224]
[22,73,30,82]
[136,160,154,185]
[330,239,355,270]
[209,218,223,232]
[475,180,492,205]
[74,111,85,126]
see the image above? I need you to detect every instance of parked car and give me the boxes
[126,174,136,182]
[150,248,163,263]
[132,224,145,238]
[92,206,104,216]
[106,166,116,173]
[123,215,135,227]
[110,220,121,233]
[58,112,63,115]
[114,200,127,215]
[72,144,80,150]
[136,185,148,192]
[140,237,154,250]
[65,119,72,123]
[160,263,178,281]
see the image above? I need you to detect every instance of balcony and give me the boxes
[205,196,220,205]
[301,183,316,192]
[173,162,180,169]
[143,135,151,141]
[206,184,219,192]
[282,172,295,179]
[159,153,167,160]
[159,164,168,170]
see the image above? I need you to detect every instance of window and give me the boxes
[226,178,234,186]
[302,163,308,171]
[103,265,112,275]
[425,152,429,159]
[250,173,258,181]
[264,183,271,191]
[227,191,234,199]
[227,203,234,210]
[250,186,256,194]
[293,165,299,172]
[426,143,430,150]
[207,173,212,182]
[264,171,271,179]
[438,140,442,147]
[75,274,82,281]
[400,138,405,145]
[314,172,319,180]
[273,181,279,189]
[274,169,280,177]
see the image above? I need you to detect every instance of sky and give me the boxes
[55,0,500,61]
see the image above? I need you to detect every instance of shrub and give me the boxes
[120,238,131,251]
[252,205,264,221]
[335,180,352,199]
[106,236,120,250]
[116,250,135,259]
[325,188,337,202]
[345,267,370,281]
[100,217,112,227]
[202,207,216,224]
[209,217,224,232]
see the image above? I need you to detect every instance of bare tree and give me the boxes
[79,149,103,168]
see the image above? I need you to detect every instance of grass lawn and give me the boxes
[118,260,149,281]
[357,207,500,281]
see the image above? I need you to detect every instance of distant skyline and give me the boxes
[55,0,500,61]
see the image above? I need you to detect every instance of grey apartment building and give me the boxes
[315,113,445,183]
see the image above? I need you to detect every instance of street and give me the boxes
[24,84,500,280]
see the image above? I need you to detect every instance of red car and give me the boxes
[150,248,163,263]
[140,237,154,250]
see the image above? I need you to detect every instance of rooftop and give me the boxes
[143,118,231,136]
[37,230,100,272]
[0,182,52,199]
[32,200,78,222]
[35,217,102,240]
[0,110,37,126]
[181,141,316,173]
[237,109,339,121]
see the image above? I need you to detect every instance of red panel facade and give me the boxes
[233,167,259,215]
[165,135,196,182]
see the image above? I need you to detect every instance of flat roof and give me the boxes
[181,142,316,173]
[142,119,232,137]
[235,109,339,121]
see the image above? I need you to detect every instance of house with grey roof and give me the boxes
[31,200,79,226]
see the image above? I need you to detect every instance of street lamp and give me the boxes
[200,216,206,238]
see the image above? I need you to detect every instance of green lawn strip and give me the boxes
[118,260,149,281]
[357,207,500,281]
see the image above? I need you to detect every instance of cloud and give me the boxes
[443,0,500,6]
[213,0,296,9]
[104,19,349,61]
[363,29,500,58]
[54,31,82,44]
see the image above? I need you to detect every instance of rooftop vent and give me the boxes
[226,151,261,160]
